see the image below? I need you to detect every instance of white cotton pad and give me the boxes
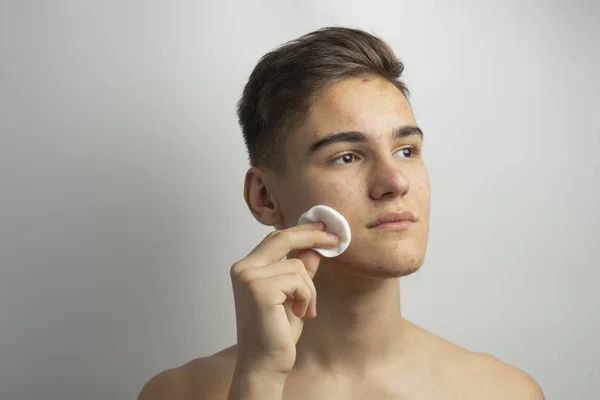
[297,205,351,258]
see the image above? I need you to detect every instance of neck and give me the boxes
[294,262,408,374]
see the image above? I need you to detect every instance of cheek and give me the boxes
[283,176,358,226]
[302,180,359,213]
[285,179,343,209]
[412,179,431,216]
[414,181,430,200]
[323,181,358,206]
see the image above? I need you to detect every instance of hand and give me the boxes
[229,222,339,375]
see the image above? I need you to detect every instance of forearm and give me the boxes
[227,366,287,400]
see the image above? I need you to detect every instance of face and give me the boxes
[269,75,430,278]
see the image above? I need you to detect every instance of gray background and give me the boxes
[1,1,599,399]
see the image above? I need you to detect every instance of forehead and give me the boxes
[291,76,417,150]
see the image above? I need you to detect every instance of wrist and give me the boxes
[228,364,287,400]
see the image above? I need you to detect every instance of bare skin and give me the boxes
[138,324,543,399]
[138,76,544,399]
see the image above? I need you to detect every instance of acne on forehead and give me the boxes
[294,76,416,150]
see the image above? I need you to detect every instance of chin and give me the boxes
[321,228,429,278]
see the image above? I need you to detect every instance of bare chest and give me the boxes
[281,369,476,400]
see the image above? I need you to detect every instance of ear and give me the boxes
[243,167,284,227]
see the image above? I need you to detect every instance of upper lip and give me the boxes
[368,211,416,228]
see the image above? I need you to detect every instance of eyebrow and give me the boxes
[307,125,424,158]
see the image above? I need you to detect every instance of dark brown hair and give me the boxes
[237,27,410,176]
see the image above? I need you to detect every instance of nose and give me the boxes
[368,157,410,200]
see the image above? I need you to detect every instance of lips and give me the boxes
[367,211,416,228]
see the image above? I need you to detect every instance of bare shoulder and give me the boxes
[137,345,238,400]
[404,320,544,399]
[458,352,546,399]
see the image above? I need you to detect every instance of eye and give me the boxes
[396,146,419,158]
[330,146,419,165]
[330,152,359,165]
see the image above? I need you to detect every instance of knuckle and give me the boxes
[290,258,306,271]
[230,261,245,277]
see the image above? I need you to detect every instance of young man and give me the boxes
[138,27,545,399]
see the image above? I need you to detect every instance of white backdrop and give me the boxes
[1,1,599,399]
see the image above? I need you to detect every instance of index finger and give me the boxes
[246,225,338,266]
[250,222,324,249]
